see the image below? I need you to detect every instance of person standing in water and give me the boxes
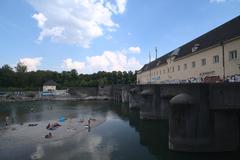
[5,116,9,126]
[88,118,91,132]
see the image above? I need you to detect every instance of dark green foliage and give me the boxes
[15,62,27,73]
[0,64,136,91]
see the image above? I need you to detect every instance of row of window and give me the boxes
[150,50,238,76]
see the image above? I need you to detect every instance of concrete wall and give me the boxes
[112,85,130,104]
[129,83,240,152]
[209,83,240,109]
[68,87,98,98]
[98,85,112,97]
[68,86,113,98]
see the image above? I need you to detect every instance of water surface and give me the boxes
[0,101,239,160]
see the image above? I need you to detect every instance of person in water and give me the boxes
[88,118,91,132]
[45,132,52,139]
[5,116,9,126]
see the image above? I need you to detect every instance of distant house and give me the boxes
[43,80,57,92]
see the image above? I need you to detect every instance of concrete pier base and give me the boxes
[140,86,162,120]
[129,87,141,110]
[169,88,240,152]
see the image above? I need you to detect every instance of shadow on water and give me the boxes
[124,105,240,160]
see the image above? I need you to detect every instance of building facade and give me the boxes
[137,16,240,84]
[43,80,57,92]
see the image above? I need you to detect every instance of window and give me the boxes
[213,55,219,64]
[160,70,161,75]
[178,65,180,71]
[192,61,196,68]
[163,70,165,74]
[184,64,187,70]
[167,68,169,73]
[201,58,206,66]
[172,67,174,72]
[229,50,238,60]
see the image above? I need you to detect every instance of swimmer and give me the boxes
[45,132,52,139]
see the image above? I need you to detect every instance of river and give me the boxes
[0,101,239,160]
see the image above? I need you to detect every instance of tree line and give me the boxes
[0,63,136,91]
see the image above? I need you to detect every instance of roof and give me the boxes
[138,15,240,73]
[43,80,57,86]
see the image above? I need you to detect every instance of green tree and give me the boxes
[15,62,27,73]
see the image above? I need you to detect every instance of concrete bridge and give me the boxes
[112,83,240,152]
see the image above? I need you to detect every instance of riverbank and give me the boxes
[0,95,112,102]
[0,85,113,102]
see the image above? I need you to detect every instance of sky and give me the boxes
[0,0,240,73]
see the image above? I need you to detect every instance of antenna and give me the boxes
[155,47,157,60]
[149,51,151,63]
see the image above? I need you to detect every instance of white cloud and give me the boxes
[29,0,127,48]
[210,0,240,3]
[32,13,47,28]
[19,57,43,71]
[63,50,141,73]
[128,46,141,54]
[38,26,64,41]
[116,0,127,14]
[210,0,226,3]
[105,0,127,14]
[63,58,85,72]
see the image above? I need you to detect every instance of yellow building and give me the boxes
[137,16,240,84]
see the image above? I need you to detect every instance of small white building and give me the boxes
[43,80,57,92]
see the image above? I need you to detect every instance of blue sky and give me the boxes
[0,0,240,73]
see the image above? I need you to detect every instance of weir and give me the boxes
[112,83,240,152]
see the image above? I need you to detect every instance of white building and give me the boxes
[43,80,57,92]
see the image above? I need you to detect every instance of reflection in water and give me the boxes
[31,145,45,160]
[127,106,240,160]
[0,101,240,160]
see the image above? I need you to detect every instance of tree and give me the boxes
[1,64,13,72]
[70,69,78,79]
[15,62,27,73]
[0,63,137,90]
[0,65,14,88]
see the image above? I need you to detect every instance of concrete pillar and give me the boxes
[169,93,200,151]
[169,89,240,152]
[129,87,141,110]
[140,86,162,120]
[159,96,170,120]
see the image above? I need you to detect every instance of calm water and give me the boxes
[0,101,239,160]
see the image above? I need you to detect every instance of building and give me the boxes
[43,80,57,92]
[137,16,240,84]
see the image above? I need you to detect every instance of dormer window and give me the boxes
[192,44,200,52]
